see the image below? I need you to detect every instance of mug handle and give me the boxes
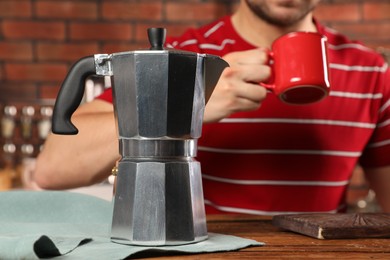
[259,50,275,91]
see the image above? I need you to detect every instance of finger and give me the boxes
[236,82,268,103]
[236,48,269,65]
[231,96,263,112]
[226,64,271,83]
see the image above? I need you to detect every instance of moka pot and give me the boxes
[51,28,229,246]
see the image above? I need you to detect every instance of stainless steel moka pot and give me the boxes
[51,28,228,246]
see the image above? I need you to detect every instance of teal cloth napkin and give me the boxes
[0,191,263,259]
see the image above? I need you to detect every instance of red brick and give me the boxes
[365,42,390,51]
[0,64,3,81]
[102,43,145,54]
[334,23,390,41]
[0,1,31,18]
[314,3,361,22]
[36,1,98,20]
[37,43,99,62]
[164,24,198,37]
[135,23,196,42]
[363,3,390,20]
[102,2,162,20]
[5,63,68,82]
[0,42,33,61]
[2,21,65,40]
[0,83,38,101]
[165,2,227,22]
[70,23,133,41]
[39,84,61,100]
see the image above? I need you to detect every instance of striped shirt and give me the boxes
[98,16,390,215]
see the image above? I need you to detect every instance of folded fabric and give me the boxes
[0,191,263,259]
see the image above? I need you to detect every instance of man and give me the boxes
[34,0,390,215]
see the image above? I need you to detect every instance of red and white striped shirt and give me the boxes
[98,16,390,215]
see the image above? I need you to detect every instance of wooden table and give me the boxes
[139,214,390,259]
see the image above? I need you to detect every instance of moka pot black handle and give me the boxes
[52,56,96,135]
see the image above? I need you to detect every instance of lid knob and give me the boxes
[148,28,166,50]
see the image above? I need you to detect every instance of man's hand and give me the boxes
[203,48,271,123]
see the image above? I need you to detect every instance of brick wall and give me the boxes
[0,0,389,104]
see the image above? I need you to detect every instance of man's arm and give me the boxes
[34,99,119,190]
[364,165,390,212]
[34,48,271,189]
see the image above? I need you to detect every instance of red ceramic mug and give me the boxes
[261,31,331,105]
